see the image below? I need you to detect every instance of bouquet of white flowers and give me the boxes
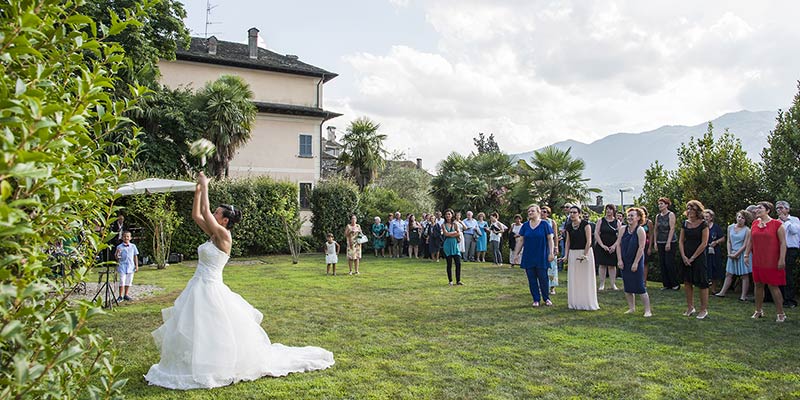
[189,138,216,166]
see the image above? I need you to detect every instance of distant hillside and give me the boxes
[512,110,777,204]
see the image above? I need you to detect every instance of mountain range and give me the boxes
[512,110,778,204]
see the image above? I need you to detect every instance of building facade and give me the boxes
[158,28,340,234]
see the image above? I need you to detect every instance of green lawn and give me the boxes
[95,255,800,399]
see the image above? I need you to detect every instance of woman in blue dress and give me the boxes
[441,209,463,286]
[511,204,555,307]
[715,210,752,300]
[475,212,489,262]
[617,207,652,317]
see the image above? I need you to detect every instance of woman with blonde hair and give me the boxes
[715,210,752,300]
[617,207,652,317]
[679,200,710,319]
[512,204,555,307]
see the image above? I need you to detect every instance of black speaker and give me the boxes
[168,253,183,263]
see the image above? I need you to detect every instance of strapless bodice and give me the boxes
[193,241,230,282]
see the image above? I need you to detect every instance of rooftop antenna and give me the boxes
[204,0,221,38]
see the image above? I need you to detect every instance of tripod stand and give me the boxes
[92,249,118,309]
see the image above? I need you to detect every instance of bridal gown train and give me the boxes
[144,241,334,390]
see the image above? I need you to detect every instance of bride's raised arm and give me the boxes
[192,175,211,235]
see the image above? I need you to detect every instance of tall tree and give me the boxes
[195,75,257,179]
[430,151,513,212]
[79,0,190,89]
[674,123,764,224]
[762,82,800,209]
[515,146,599,209]
[473,132,501,154]
[132,86,204,176]
[339,117,388,190]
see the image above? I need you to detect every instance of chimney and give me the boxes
[596,195,603,206]
[416,158,422,169]
[247,27,259,59]
[326,126,336,141]
[286,54,299,60]
[207,36,218,55]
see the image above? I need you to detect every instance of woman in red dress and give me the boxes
[747,201,788,322]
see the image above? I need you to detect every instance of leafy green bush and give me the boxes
[0,1,147,398]
[310,177,361,248]
[168,177,299,259]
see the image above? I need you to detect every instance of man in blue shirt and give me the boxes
[462,211,478,262]
[390,211,407,258]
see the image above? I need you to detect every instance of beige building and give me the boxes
[159,28,340,233]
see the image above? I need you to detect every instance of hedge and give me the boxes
[130,176,299,260]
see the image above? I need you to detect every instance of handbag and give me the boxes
[357,233,369,244]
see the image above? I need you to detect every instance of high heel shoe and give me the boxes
[776,313,787,323]
[751,310,763,319]
[696,310,708,320]
[682,308,696,317]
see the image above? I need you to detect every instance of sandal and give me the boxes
[776,313,786,323]
[682,308,696,317]
[532,302,540,307]
[751,310,763,319]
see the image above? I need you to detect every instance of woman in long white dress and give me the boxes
[144,172,334,390]
[561,205,599,310]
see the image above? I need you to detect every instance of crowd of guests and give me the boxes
[331,197,797,323]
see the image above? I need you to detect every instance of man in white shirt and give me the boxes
[777,200,799,308]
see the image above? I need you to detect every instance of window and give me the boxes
[299,134,312,157]
[299,183,312,209]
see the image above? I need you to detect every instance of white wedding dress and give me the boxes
[144,241,335,390]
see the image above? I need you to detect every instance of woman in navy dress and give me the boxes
[511,204,555,307]
[703,209,726,293]
[617,207,652,317]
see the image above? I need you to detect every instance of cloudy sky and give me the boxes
[182,0,800,171]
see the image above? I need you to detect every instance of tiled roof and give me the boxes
[177,37,337,82]
[253,102,342,121]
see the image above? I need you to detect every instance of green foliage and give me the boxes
[0,0,151,397]
[78,0,190,89]
[339,117,388,190]
[169,177,299,258]
[635,160,680,214]
[373,164,434,215]
[360,186,414,224]
[473,132,500,154]
[514,146,599,210]
[431,152,514,214]
[644,123,764,225]
[762,82,800,210]
[131,86,204,176]
[127,193,181,268]
[310,177,360,246]
[195,75,257,179]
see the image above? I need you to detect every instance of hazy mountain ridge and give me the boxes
[512,110,777,203]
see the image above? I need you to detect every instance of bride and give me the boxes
[144,172,334,390]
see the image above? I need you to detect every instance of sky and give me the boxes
[181,0,800,172]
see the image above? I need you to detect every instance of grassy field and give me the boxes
[94,254,800,399]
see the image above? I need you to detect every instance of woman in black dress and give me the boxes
[679,200,710,319]
[594,204,621,291]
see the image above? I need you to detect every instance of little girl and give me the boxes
[325,233,340,275]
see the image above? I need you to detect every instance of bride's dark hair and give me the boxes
[219,204,242,229]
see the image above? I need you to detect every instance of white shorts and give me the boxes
[119,272,134,286]
[326,254,338,264]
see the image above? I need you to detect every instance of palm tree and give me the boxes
[196,75,257,179]
[516,146,599,208]
[339,117,388,190]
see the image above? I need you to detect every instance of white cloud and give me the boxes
[330,0,800,171]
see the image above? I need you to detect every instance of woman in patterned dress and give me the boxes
[344,214,362,275]
[715,210,752,300]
